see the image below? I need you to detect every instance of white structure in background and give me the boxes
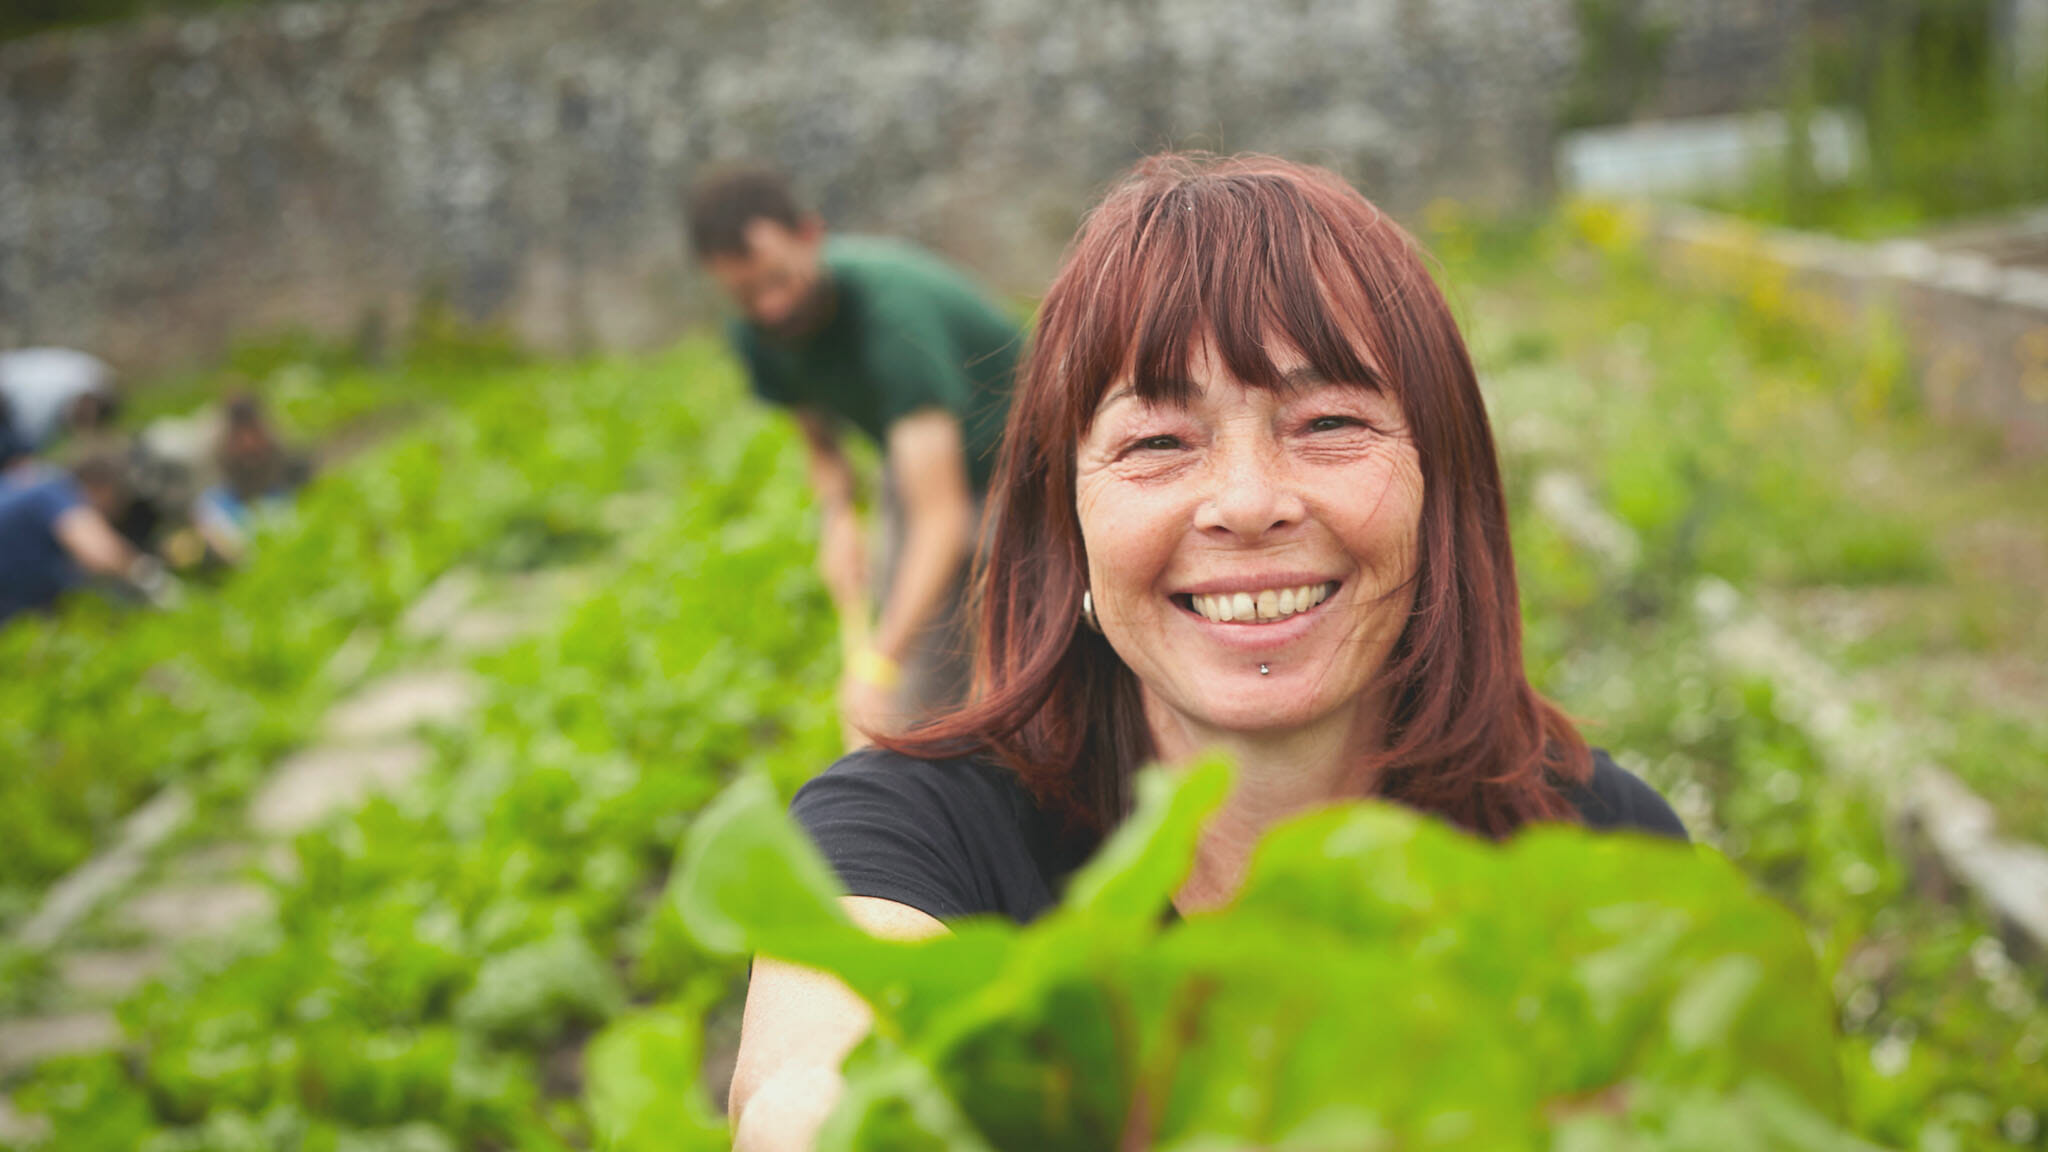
[1998,0,2048,83]
[0,348,115,451]
[1556,109,1867,199]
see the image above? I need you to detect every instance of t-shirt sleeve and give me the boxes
[788,750,991,922]
[30,477,84,525]
[1571,750,1690,842]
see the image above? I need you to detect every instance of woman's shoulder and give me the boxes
[791,746,1036,826]
[1559,749,1690,842]
[789,747,1081,924]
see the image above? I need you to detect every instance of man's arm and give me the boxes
[53,505,177,606]
[870,409,974,665]
[793,409,858,511]
[793,409,867,612]
[52,505,136,576]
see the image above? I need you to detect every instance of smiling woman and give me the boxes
[725,154,1687,1150]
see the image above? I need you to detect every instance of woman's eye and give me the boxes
[1134,434,1183,451]
[1307,415,1360,432]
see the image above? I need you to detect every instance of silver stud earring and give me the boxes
[1081,590,1101,633]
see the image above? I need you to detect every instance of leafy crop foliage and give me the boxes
[675,762,1861,1151]
[11,223,2047,1150]
[2,345,644,919]
[1438,208,2048,1149]
[10,341,841,1148]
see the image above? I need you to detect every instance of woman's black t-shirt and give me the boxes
[789,748,1689,925]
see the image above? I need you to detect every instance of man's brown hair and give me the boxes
[685,166,808,259]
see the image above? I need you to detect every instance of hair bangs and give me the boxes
[1064,166,1395,432]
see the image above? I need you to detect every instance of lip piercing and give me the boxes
[1259,664,1270,676]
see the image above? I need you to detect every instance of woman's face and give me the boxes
[1074,338,1424,744]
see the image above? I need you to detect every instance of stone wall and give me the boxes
[0,0,1802,372]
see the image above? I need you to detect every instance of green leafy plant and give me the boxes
[7,341,841,1149]
[675,762,1862,1151]
[0,345,738,913]
[1442,212,2048,1150]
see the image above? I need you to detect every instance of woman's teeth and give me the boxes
[1189,582,1333,623]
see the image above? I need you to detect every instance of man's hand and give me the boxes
[125,554,183,609]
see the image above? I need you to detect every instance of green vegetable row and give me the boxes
[13,343,840,1148]
[3,345,642,916]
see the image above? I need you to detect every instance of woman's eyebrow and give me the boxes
[1280,363,1386,393]
[1110,378,1199,405]
[1278,366,1327,392]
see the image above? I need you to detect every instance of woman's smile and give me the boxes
[1169,577,1347,661]
[1174,579,1340,625]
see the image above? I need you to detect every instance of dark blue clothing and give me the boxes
[0,476,85,623]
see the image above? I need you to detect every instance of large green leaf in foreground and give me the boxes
[678,762,1875,1151]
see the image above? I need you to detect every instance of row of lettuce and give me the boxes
[12,344,841,1149]
[2,339,586,924]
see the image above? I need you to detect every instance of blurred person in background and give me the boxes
[0,449,178,626]
[190,393,311,565]
[0,347,120,454]
[687,166,1020,747]
[0,349,207,556]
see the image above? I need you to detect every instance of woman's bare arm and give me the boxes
[729,896,948,1151]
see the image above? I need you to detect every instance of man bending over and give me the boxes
[687,167,1018,745]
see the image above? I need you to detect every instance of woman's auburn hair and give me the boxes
[888,152,1592,839]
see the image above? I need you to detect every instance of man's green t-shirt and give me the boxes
[730,237,1020,494]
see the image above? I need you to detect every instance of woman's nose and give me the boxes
[1193,440,1306,539]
